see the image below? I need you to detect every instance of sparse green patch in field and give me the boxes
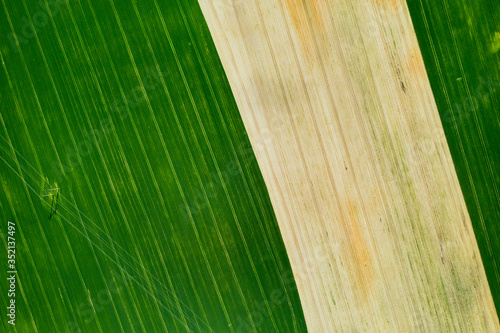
[407,0,500,316]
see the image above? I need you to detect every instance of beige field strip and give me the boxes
[198,0,499,331]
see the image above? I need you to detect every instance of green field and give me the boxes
[0,0,307,332]
[2,0,500,331]
[407,0,500,315]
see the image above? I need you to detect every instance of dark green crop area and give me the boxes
[407,0,500,316]
[0,0,307,332]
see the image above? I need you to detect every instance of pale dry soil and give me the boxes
[199,0,500,331]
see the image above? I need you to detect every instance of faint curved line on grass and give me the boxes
[0,139,214,332]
